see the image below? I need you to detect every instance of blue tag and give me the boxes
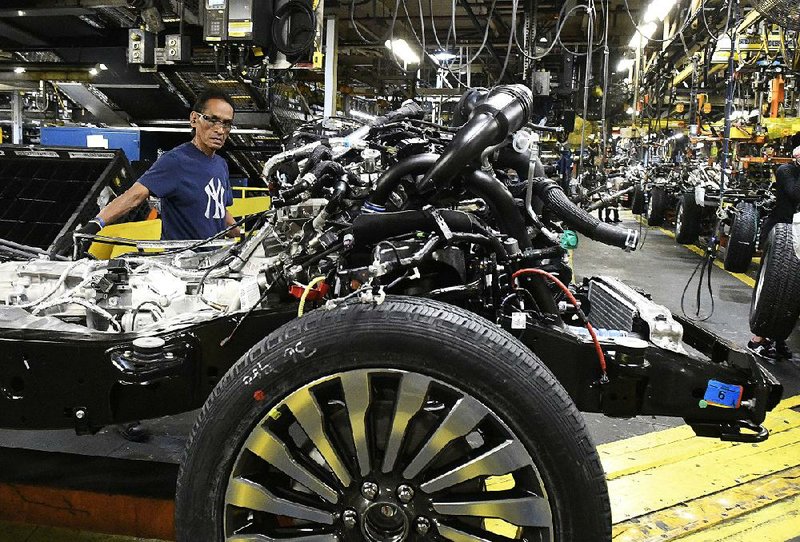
[703,380,743,409]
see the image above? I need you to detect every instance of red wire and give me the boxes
[512,268,608,377]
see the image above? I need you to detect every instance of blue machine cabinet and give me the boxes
[41,127,141,162]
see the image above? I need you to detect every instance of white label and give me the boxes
[15,150,59,158]
[86,134,109,149]
[511,312,526,330]
[68,151,115,159]
[239,276,262,311]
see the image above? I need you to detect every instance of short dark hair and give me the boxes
[192,88,235,113]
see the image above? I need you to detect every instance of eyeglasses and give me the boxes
[196,112,234,130]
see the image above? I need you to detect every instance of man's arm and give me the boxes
[97,182,151,225]
[224,209,241,238]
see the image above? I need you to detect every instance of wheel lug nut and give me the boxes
[361,481,378,500]
[396,484,414,503]
[415,516,431,535]
[380,504,396,517]
[342,509,357,529]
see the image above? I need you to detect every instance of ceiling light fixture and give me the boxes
[431,50,457,62]
[628,22,657,48]
[385,38,421,66]
[644,0,678,23]
[88,67,99,76]
[539,36,548,43]
[13,67,26,74]
[616,58,634,72]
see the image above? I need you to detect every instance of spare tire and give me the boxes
[674,192,701,244]
[175,296,612,542]
[750,223,800,339]
[724,202,757,272]
[647,186,668,226]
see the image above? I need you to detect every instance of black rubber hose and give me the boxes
[368,153,440,207]
[324,180,349,214]
[534,178,639,250]
[496,146,545,182]
[352,209,478,245]
[373,101,425,127]
[279,160,344,202]
[300,145,332,176]
[419,85,534,193]
[463,169,532,250]
[452,88,488,126]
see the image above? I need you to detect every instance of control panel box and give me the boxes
[203,0,228,42]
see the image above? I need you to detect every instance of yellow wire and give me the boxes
[298,276,326,317]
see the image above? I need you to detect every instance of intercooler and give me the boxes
[587,276,686,354]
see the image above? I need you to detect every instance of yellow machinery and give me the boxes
[88,186,271,259]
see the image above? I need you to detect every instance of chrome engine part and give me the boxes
[588,276,686,354]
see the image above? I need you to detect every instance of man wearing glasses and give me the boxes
[53,89,241,442]
[55,88,241,254]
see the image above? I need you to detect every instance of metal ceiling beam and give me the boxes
[55,81,131,126]
[0,21,49,47]
[457,0,509,81]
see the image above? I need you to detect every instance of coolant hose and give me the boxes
[368,153,439,208]
[462,169,558,315]
[462,170,531,250]
[418,85,534,192]
[497,146,545,181]
[534,178,639,251]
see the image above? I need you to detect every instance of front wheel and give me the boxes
[724,202,757,273]
[647,187,668,226]
[750,223,800,340]
[175,297,611,542]
[674,192,701,244]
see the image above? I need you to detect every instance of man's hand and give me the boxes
[50,219,103,259]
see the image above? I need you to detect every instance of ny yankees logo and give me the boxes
[204,177,226,219]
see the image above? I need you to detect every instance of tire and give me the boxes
[750,223,800,340]
[674,192,701,244]
[631,183,645,215]
[724,202,757,272]
[647,187,667,226]
[175,296,611,542]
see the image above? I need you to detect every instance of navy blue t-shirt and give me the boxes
[138,142,233,240]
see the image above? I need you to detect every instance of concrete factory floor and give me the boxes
[0,210,798,541]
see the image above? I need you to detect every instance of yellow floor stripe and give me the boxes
[610,428,800,521]
[599,394,800,460]
[674,492,800,542]
[631,215,756,288]
[601,408,800,481]
[602,396,800,527]
[611,465,800,541]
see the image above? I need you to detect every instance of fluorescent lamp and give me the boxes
[431,50,457,62]
[628,22,657,48]
[644,0,677,22]
[385,38,420,66]
[13,67,25,74]
[616,58,634,72]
